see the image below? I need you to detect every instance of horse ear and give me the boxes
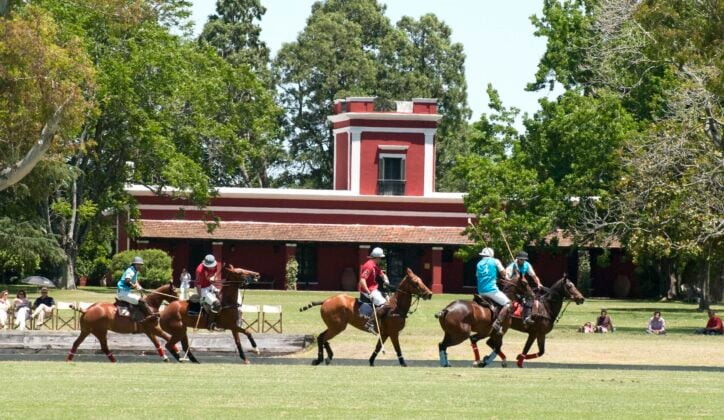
[406,267,413,275]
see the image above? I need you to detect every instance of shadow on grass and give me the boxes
[2,353,722,373]
[608,307,707,314]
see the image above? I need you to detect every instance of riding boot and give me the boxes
[523,302,535,325]
[364,304,389,334]
[491,305,511,335]
[136,300,156,324]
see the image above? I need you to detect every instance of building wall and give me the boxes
[223,242,286,288]
[316,245,359,290]
[334,132,349,190]
[359,132,425,196]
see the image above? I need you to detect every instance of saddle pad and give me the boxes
[512,301,523,318]
[117,306,131,318]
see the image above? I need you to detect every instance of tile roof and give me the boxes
[138,220,474,246]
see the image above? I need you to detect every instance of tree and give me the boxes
[0,5,94,191]
[456,85,560,261]
[379,14,471,191]
[274,0,470,189]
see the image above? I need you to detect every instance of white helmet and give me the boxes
[202,254,217,268]
[479,247,494,257]
[369,247,385,258]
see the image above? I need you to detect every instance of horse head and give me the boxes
[552,274,585,305]
[160,281,177,302]
[399,268,433,300]
[224,264,261,285]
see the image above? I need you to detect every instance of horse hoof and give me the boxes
[311,359,322,366]
[400,363,408,367]
[163,358,169,363]
[254,347,261,355]
[243,359,250,365]
[325,358,332,365]
[501,360,508,368]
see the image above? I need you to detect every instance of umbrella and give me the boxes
[20,276,56,288]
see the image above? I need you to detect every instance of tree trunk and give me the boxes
[0,99,69,191]
[663,259,679,300]
[62,254,77,290]
[698,252,711,311]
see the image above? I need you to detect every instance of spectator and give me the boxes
[577,321,593,333]
[595,308,614,333]
[0,290,9,329]
[646,311,666,335]
[13,290,30,330]
[695,310,723,335]
[179,268,192,300]
[31,287,55,329]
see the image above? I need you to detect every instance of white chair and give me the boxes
[240,304,260,332]
[261,305,283,333]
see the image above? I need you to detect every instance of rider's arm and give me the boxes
[527,265,543,288]
[496,260,510,282]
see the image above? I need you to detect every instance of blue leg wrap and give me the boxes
[439,350,449,367]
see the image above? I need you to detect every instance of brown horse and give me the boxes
[159,264,260,364]
[436,275,584,368]
[66,282,178,362]
[299,268,433,367]
[507,275,584,368]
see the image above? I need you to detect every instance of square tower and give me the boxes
[328,97,441,196]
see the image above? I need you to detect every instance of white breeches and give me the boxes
[480,290,510,307]
[200,286,219,306]
[117,290,141,305]
[362,289,388,306]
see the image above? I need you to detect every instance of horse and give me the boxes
[66,282,178,363]
[435,275,585,368]
[159,264,260,364]
[299,268,433,367]
[506,275,585,368]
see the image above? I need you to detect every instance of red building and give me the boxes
[120,98,478,293]
[119,97,636,296]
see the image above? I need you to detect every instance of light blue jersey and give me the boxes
[117,266,138,292]
[507,261,531,277]
[477,257,503,294]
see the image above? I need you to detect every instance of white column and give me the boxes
[423,130,435,195]
[350,128,362,195]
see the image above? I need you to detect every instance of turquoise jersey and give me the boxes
[508,261,531,277]
[477,257,502,294]
[117,266,138,292]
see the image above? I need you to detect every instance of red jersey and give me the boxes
[195,262,219,288]
[359,259,384,293]
[706,316,723,333]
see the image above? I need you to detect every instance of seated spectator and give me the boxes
[646,310,666,335]
[595,308,614,333]
[695,310,723,335]
[0,290,9,329]
[31,287,55,329]
[577,321,593,333]
[13,290,30,330]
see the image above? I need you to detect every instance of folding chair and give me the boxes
[9,302,33,331]
[55,301,77,330]
[240,304,260,332]
[261,305,283,333]
[32,304,57,330]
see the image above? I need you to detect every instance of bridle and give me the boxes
[393,275,428,316]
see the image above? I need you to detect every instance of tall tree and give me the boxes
[0,5,94,191]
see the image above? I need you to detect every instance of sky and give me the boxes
[190,0,562,124]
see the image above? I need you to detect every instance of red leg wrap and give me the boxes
[498,350,507,361]
[471,343,480,361]
[107,352,117,363]
[516,354,525,368]
[525,353,540,360]
[157,346,165,358]
[66,352,75,362]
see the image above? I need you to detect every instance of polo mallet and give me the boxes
[492,218,515,263]
[371,303,387,355]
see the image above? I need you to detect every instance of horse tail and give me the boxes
[299,301,324,312]
[434,308,448,319]
[69,304,87,314]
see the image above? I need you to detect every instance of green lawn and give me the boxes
[0,362,721,418]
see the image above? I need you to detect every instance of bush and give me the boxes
[285,257,298,291]
[110,249,172,289]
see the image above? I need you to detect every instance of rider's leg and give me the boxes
[485,291,512,335]
[364,289,388,334]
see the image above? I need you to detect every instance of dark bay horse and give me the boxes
[300,268,432,367]
[159,264,260,364]
[507,275,584,367]
[66,282,177,362]
[436,275,585,368]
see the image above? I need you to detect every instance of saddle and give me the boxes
[114,299,145,323]
[187,295,202,316]
[356,295,373,318]
[472,295,502,316]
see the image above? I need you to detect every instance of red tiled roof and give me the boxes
[138,220,474,246]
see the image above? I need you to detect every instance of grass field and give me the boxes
[1,287,722,418]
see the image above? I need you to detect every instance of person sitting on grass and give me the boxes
[646,311,666,335]
[577,321,593,333]
[595,308,614,333]
[695,310,723,335]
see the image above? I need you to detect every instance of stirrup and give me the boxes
[524,317,535,325]
[491,321,503,335]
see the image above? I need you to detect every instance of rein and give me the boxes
[391,277,423,316]
[142,289,177,299]
[555,301,571,324]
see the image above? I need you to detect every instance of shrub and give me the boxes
[110,249,172,289]
[285,257,298,291]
